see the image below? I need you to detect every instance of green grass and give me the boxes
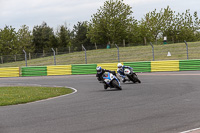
[0,86,74,106]
[1,41,200,67]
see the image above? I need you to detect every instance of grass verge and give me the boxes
[1,41,200,67]
[0,86,74,106]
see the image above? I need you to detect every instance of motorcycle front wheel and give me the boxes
[132,73,141,83]
[111,80,122,90]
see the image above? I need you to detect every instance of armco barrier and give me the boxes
[0,67,19,77]
[71,64,97,75]
[21,66,47,77]
[1,60,200,78]
[151,60,179,72]
[179,59,200,71]
[47,65,71,76]
[124,61,151,72]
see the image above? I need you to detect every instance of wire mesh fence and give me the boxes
[0,41,200,67]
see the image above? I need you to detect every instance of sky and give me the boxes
[0,0,200,31]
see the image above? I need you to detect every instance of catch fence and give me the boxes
[0,41,200,67]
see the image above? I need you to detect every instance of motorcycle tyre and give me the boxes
[133,73,141,83]
[127,75,136,83]
[112,80,122,90]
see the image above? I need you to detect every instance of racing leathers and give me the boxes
[96,69,117,89]
[117,66,133,82]
[96,69,117,82]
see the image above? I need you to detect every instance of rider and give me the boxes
[96,66,117,89]
[117,63,133,83]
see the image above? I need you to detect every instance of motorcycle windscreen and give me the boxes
[103,72,110,79]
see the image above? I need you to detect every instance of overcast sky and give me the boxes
[0,0,200,31]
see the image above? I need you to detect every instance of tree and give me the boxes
[126,20,142,45]
[161,8,200,43]
[87,0,135,46]
[193,11,200,41]
[138,19,153,45]
[160,6,177,43]
[32,22,55,53]
[139,6,200,44]
[177,10,199,42]
[72,21,92,50]
[0,26,19,55]
[17,25,34,53]
[56,25,71,50]
[140,8,165,44]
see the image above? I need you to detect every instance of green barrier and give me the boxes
[72,64,97,75]
[4,59,200,78]
[179,59,200,71]
[123,61,151,72]
[21,66,47,77]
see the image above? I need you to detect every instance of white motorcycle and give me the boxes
[123,68,141,83]
[102,72,122,90]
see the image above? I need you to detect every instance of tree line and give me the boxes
[0,0,200,56]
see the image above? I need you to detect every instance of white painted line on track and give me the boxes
[0,84,78,105]
[25,86,77,105]
[180,127,200,133]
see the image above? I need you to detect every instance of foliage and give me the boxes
[87,0,135,46]
[17,25,34,53]
[0,1,200,56]
[56,25,71,49]
[0,26,19,55]
[140,6,200,43]
[72,21,92,50]
[32,22,55,53]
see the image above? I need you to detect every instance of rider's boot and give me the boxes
[122,78,126,83]
[104,84,108,89]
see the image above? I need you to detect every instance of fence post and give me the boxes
[123,39,125,47]
[184,40,189,60]
[51,48,56,65]
[150,42,155,61]
[115,44,120,62]
[43,50,45,57]
[23,49,27,67]
[29,53,31,60]
[82,45,87,64]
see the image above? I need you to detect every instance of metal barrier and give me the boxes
[1,59,200,77]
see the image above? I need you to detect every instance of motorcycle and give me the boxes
[123,68,141,83]
[102,72,122,90]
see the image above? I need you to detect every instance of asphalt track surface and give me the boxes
[0,71,200,133]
